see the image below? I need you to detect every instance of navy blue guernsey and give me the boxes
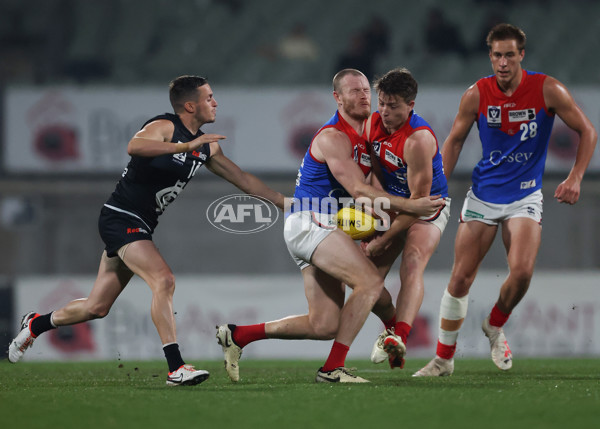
[105,113,211,230]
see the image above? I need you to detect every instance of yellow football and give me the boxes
[336,206,377,240]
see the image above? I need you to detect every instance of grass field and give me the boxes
[1,358,598,429]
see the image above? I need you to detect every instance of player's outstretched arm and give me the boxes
[544,77,598,204]
[127,120,226,157]
[205,142,286,210]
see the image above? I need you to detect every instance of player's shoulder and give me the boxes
[459,82,480,111]
[315,125,350,143]
[541,74,572,108]
[141,115,176,133]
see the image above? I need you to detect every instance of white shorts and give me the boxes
[419,197,451,235]
[284,211,336,270]
[460,189,543,225]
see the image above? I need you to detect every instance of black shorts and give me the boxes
[98,205,153,257]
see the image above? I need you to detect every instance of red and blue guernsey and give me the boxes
[368,110,448,199]
[291,111,371,214]
[473,70,554,203]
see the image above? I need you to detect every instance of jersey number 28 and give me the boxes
[520,122,537,141]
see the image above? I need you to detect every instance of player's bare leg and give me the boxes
[385,222,442,368]
[52,251,133,325]
[118,240,177,344]
[415,221,496,376]
[120,240,209,384]
[311,229,384,382]
[265,267,345,340]
[482,217,541,370]
[498,217,541,313]
[8,251,132,363]
[312,229,384,347]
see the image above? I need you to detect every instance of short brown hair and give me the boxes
[332,69,366,93]
[486,23,526,51]
[169,75,208,113]
[374,68,418,104]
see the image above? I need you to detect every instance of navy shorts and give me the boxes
[98,206,153,257]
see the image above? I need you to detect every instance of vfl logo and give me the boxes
[372,141,381,155]
[206,194,279,234]
[487,106,501,128]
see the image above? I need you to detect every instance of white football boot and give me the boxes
[8,312,39,363]
[166,364,209,386]
[370,330,389,364]
[413,356,454,377]
[482,316,513,370]
[216,324,243,382]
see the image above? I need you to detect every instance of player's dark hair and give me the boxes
[374,68,418,103]
[486,23,526,51]
[169,75,208,113]
[333,69,366,93]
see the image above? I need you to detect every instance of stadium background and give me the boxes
[1,0,599,361]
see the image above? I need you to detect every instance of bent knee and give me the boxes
[86,303,111,319]
[310,319,339,340]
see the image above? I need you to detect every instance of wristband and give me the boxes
[176,142,190,153]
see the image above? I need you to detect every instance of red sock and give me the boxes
[489,304,511,328]
[436,341,456,360]
[232,323,266,348]
[394,321,411,345]
[322,341,349,372]
[382,315,396,331]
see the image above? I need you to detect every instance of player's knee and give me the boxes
[448,272,475,295]
[311,318,339,340]
[401,247,424,271]
[153,272,176,297]
[362,277,386,301]
[87,303,111,319]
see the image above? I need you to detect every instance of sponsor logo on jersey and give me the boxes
[385,149,404,168]
[360,153,371,167]
[192,150,207,161]
[489,150,534,166]
[520,179,536,190]
[509,108,536,122]
[487,106,501,128]
[206,194,280,234]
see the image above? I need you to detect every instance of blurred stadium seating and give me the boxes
[1,0,599,86]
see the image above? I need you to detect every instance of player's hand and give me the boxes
[361,234,392,257]
[188,133,226,151]
[554,177,580,205]
[408,195,445,217]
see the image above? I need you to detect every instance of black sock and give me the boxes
[163,343,185,373]
[30,312,57,337]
